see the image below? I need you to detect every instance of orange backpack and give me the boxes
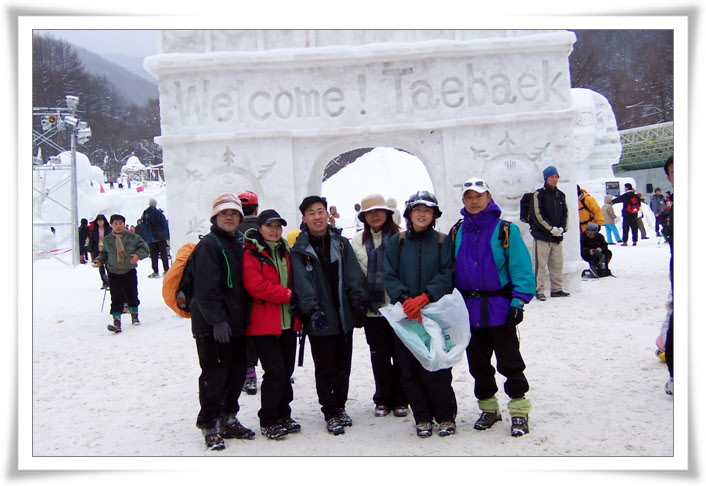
[162,242,196,318]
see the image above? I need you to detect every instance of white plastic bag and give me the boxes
[379,289,470,372]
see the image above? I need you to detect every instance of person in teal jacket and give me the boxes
[383,190,457,438]
[452,177,535,438]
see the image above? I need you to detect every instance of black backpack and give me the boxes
[519,192,535,224]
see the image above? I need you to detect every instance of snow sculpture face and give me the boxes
[481,154,541,218]
[571,88,621,179]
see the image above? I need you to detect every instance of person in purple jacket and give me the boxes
[451,177,536,437]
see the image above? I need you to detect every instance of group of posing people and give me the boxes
[188,174,538,451]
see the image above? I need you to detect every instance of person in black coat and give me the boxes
[141,199,170,277]
[580,222,612,277]
[78,218,89,264]
[88,214,111,288]
[189,193,255,451]
[612,183,641,246]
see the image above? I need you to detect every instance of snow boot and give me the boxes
[438,421,456,437]
[665,376,674,395]
[474,411,502,430]
[326,417,345,435]
[219,418,255,440]
[392,406,409,417]
[107,316,122,333]
[536,293,546,301]
[416,422,432,438]
[260,423,288,440]
[374,405,391,417]
[337,408,352,427]
[550,290,570,297]
[131,313,140,325]
[279,417,301,434]
[511,416,530,437]
[205,433,225,451]
[243,367,257,395]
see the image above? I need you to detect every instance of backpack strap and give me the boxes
[203,232,233,289]
[498,220,511,249]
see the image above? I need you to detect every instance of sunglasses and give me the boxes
[463,180,489,189]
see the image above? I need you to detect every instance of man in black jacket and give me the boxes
[580,222,612,278]
[612,183,641,246]
[529,166,570,301]
[190,193,255,451]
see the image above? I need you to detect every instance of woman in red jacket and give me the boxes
[242,209,303,440]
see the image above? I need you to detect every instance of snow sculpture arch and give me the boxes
[145,29,619,289]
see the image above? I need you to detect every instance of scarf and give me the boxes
[115,232,128,269]
[365,228,392,312]
[266,240,292,330]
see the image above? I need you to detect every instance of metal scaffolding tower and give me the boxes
[615,122,674,172]
[32,96,91,266]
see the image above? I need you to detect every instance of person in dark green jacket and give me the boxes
[94,214,150,333]
[290,195,367,436]
[383,190,457,438]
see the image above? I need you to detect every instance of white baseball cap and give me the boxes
[462,177,491,196]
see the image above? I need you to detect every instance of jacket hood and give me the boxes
[604,194,613,204]
[243,226,287,254]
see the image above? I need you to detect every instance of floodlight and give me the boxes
[77,121,88,130]
[77,127,92,144]
[41,118,51,131]
[48,156,61,164]
[64,116,78,127]
[65,95,79,111]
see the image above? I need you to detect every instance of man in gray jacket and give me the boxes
[290,195,367,436]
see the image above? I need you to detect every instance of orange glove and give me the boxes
[402,293,429,322]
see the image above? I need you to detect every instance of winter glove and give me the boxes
[212,321,232,344]
[550,226,564,237]
[309,307,330,331]
[506,307,524,326]
[403,293,429,322]
[350,299,367,328]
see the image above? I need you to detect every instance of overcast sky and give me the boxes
[34,29,159,58]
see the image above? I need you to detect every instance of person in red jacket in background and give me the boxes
[241,209,303,440]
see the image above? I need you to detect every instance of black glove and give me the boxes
[350,299,367,328]
[309,307,329,331]
[213,321,232,343]
[506,307,524,326]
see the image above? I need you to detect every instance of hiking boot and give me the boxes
[326,417,345,435]
[665,377,674,395]
[337,409,352,427]
[536,293,546,301]
[374,405,391,417]
[416,422,433,438]
[474,411,502,430]
[131,313,140,325]
[242,378,257,395]
[205,433,225,451]
[220,418,255,440]
[279,417,301,434]
[107,317,122,333]
[438,421,456,437]
[392,406,409,418]
[511,416,530,437]
[620,242,628,246]
[260,423,288,440]
[550,290,570,297]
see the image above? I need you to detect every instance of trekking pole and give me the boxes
[297,330,306,367]
[100,285,108,313]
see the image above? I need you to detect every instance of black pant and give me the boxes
[245,337,259,369]
[92,251,109,286]
[107,269,139,315]
[622,217,639,243]
[149,240,170,274]
[666,312,673,378]
[363,316,407,408]
[467,325,529,400]
[308,332,353,420]
[251,330,297,427]
[393,333,457,424]
[194,335,247,433]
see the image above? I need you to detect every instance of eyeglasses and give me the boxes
[219,211,240,217]
[463,180,489,189]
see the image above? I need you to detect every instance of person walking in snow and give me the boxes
[189,193,255,451]
[452,178,535,437]
[612,183,641,246]
[529,166,570,300]
[241,209,303,440]
[290,195,368,436]
[237,190,262,396]
[383,190,457,438]
[88,214,111,289]
[141,198,170,278]
[601,195,621,245]
[93,214,150,333]
[650,188,667,237]
[351,194,408,420]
